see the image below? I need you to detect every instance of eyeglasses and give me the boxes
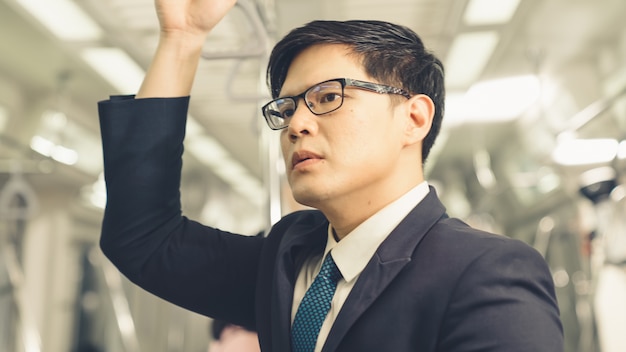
[261,78,411,130]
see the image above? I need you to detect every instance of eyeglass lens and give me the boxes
[264,80,344,129]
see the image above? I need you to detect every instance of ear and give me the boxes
[403,94,435,146]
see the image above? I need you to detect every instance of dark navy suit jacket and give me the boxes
[98,96,563,351]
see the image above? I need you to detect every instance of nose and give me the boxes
[286,101,318,143]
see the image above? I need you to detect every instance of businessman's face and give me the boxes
[279,44,412,215]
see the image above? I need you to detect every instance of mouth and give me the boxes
[291,150,323,169]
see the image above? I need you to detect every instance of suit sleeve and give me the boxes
[438,238,564,351]
[97,96,263,328]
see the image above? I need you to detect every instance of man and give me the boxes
[98,0,564,351]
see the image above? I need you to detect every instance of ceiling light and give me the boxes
[445,31,500,88]
[81,47,145,94]
[16,0,102,41]
[51,145,78,165]
[30,135,55,157]
[552,138,618,166]
[30,135,78,166]
[34,110,102,174]
[464,0,521,26]
[65,131,103,175]
[579,166,616,187]
[445,75,541,125]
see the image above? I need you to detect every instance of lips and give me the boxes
[291,150,323,169]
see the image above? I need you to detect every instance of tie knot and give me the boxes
[319,253,342,284]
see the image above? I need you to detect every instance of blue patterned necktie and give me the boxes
[291,252,343,352]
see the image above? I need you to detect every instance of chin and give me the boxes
[291,186,324,209]
[292,193,317,209]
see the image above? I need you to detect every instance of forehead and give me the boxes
[279,44,369,96]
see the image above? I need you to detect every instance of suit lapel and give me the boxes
[271,212,328,352]
[322,188,447,352]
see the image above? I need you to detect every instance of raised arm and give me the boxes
[98,0,265,327]
[136,0,237,98]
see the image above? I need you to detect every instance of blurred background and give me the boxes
[0,0,625,351]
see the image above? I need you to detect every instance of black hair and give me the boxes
[266,20,445,164]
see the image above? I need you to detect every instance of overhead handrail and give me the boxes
[564,84,626,133]
[0,163,41,351]
[201,0,270,60]
[224,59,271,102]
[200,0,280,228]
[202,0,272,102]
[0,166,39,221]
[1,240,41,352]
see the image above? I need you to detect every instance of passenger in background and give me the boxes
[207,232,264,352]
[97,0,564,351]
[209,320,260,352]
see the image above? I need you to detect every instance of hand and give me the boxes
[136,0,237,97]
[154,0,238,37]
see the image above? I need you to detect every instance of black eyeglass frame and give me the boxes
[261,78,412,130]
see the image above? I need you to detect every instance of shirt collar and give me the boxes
[323,181,430,283]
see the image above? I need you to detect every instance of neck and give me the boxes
[321,178,423,240]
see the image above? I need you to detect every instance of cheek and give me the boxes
[341,113,390,145]
[339,118,399,163]
[328,125,376,165]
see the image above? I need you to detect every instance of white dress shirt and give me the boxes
[291,181,430,352]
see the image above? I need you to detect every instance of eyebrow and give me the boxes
[278,84,307,98]
[278,78,332,98]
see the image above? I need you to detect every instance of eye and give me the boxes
[275,97,296,119]
[319,93,342,104]
[280,108,295,118]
